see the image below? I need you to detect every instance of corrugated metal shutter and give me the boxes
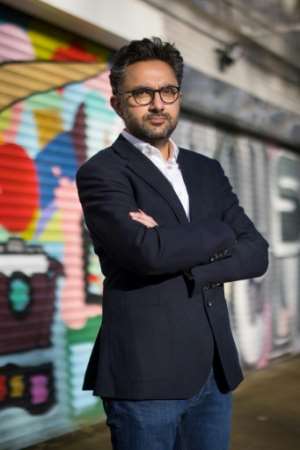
[0,4,121,449]
[174,116,300,367]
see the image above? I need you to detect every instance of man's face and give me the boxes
[111,59,181,144]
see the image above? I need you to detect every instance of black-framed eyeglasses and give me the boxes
[118,85,181,106]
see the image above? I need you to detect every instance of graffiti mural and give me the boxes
[0,238,63,354]
[0,4,122,449]
[0,362,55,415]
[174,119,300,367]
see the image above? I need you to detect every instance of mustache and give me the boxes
[145,113,171,120]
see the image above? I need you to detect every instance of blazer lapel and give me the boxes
[177,150,202,223]
[112,135,189,224]
[177,149,213,222]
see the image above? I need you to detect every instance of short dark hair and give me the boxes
[109,37,184,95]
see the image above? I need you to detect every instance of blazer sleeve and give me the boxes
[76,160,237,276]
[190,160,269,289]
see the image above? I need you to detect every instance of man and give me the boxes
[76,37,269,450]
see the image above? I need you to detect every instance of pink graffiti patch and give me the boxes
[0,24,35,61]
[3,103,23,142]
[85,70,112,96]
[30,374,49,405]
[54,177,100,327]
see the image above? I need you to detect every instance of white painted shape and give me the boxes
[233,280,264,366]
[279,177,300,190]
[0,254,48,275]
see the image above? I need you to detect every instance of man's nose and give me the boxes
[149,91,164,110]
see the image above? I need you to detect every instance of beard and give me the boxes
[122,109,179,145]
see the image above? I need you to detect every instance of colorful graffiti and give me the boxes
[0,362,55,415]
[174,119,300,367]
[0,5,122,449]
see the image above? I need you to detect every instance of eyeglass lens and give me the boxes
[133,86,179,105]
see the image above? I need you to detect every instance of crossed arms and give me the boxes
[76,158,269,285]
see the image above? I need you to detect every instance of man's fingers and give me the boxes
[132,217,157,228]
[129,210,158,227]
[129,211,155,221]
[130,211,154,220]
[133,217,157,227]
[129,213,158,228]
[130,211,147,218]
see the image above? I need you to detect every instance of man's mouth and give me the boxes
[147,116,168,125]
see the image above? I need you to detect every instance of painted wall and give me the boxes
[174,119,300,366]
[0,5,122,450]
[15,0,300,117]
[0,4,299,450]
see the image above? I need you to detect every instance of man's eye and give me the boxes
[162,86,177,94]
[134,89,151,97]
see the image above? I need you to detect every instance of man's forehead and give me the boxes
[122,60,177,87]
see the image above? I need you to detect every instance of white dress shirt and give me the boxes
[122,130,190,220]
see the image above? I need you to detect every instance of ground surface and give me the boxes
[27,356,300,450]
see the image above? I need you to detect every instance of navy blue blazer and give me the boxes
[76,134,269,399]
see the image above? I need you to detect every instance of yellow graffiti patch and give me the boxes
[34,109,63,148]
[0,109,11,133]
[20,209,40,241]
[28,28,69,60]
[10,375,25,398]
[38,210,64,243]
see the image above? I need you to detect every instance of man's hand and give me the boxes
[129,209,158,228]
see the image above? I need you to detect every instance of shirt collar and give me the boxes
[121,129,179,162]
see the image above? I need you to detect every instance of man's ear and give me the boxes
[110,95,123,118]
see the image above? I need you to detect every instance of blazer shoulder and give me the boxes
[76,146,118,180]
[179,147,220,168]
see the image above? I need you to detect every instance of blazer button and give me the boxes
[209,256,215,262]
[207,301,213,307]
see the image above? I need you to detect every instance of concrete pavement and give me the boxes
[27,356,300,450]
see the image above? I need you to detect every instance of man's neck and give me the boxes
[123,129,171,161]
[154,139,170,161]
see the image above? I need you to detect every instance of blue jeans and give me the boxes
[102,369,232,450]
